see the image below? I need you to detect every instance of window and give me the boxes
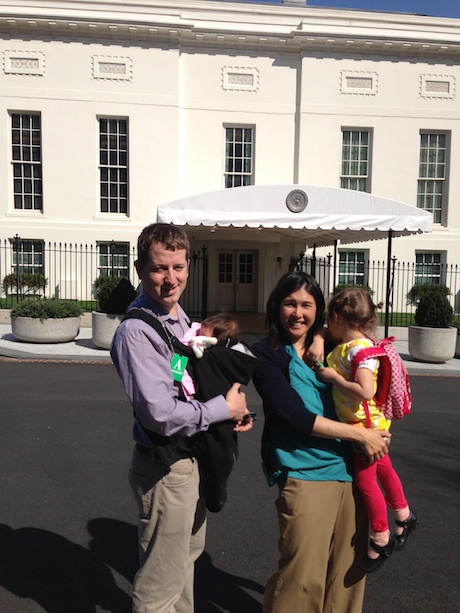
[12,113,43,210]
[338,251,367,286]
[238,252,254,284]
[99,118,128,214]
[11,239,44,274]
[218,252,233,283]
[98,242,130,277]
[417,133,447,224]
[224,127,254,188]
[414,252,442,285]
[340,129,370,192]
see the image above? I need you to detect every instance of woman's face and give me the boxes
[279,287,318,345]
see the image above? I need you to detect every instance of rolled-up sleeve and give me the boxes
[111,319,230,438]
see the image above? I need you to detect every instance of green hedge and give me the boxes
[2,272,48,294]
[11,298,84,320]
[94,276,137,314]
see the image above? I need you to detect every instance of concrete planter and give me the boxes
[408,325,457,363]
[12,316,81,343]
[91,311,123,350]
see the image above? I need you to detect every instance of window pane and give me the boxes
[414,252,442,284]
[98,242,130,277]
[11,239,45,276]
[417,132,446,223]
[340,129,369,192]
[224,126,254,189]
[11,113,42,211]
[218,253,233,284]
[338,251,367,285]
[99,117,129,215]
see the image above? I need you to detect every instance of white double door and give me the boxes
[216,249,257,312]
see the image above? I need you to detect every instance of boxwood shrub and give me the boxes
[11,298,84,320]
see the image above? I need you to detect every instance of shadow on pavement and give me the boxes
[195,551,264,612]
[0,524,132,613]
[87,518,138,585]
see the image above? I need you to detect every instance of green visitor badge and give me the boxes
[171,354,189,382]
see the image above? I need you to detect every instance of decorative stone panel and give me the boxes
[340,71,378,96]
[222,66,259,92]
[92,55,132,81]
[3,51,45,76]
[420,74,455,99]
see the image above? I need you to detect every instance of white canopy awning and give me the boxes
[157,184,432,247]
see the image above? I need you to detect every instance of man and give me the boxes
[111,223,251,613]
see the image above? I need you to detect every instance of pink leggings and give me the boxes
[353,453,408,533]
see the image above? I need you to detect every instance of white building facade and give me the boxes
[1,0,459,313]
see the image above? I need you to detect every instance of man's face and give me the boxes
[136,242,189,314]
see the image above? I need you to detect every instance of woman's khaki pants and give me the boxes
[264,479,367,613]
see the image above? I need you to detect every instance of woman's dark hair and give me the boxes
[265,271,325,347]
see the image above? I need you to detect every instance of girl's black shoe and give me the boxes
[395,510,419,551]
[359,533,396,574]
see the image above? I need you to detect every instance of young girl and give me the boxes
[318,288,419,574]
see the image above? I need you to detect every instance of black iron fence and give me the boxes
[296,253,460,326]
[0,239,208,318]
[1,238,459,324]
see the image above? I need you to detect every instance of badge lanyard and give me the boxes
[160,320,189,383]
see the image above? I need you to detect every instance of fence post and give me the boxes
[13,234,21,302]
[333,240,338,295]
[201,245,208,320]
[311,245,316,278]
[384,231,393,337]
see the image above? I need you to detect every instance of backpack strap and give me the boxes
[350,339,387,429]
[351,337,399,425]
[123,308,168,340]
[362,401,371,429]
[123,308,192,358]
[121,308,200,464]
[351,345,386,379]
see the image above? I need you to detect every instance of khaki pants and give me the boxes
[264,479,367,613]
[129,447,207,613]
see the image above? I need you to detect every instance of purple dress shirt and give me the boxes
[110,292,231,446]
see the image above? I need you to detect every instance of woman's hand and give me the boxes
[317,366,340,383]
[358,429,391,463]
[306,332,325,364]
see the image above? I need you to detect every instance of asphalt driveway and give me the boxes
[0,360,458,612]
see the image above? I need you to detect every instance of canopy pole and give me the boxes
[384,230,393,337]
[333,240,338,294]
[311,244,317,278]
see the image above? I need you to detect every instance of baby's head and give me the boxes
[327,287,379,335]
[200,312,241,341]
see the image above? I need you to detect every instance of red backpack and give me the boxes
[350,337,412,423]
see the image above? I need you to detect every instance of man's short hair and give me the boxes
[137,223,190,269]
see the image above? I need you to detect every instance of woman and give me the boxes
[251,272,390,613]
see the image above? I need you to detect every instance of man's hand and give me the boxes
[225,382,249,422]
[233,419,253,433]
